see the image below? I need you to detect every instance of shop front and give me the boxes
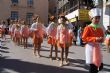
[65,9,91,28]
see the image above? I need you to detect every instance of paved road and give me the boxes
[0,36,110,73]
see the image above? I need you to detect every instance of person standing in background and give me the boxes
[77,26,83,46]
[105,26,110,53]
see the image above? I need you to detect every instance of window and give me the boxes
[26,13,33,24]
[27,0,33,6]
[11,11,18,20]
[11,0,18,4]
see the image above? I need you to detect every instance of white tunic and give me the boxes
[30,22,38,31]
[85,43,103,64]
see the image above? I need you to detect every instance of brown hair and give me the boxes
[50,16,55,21]
[60,16,67,22]
[32,14,39,22]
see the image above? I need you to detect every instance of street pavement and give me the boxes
[0,35,110,73]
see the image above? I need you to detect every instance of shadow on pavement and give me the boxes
[0,49,10,53]
[27,43,33,48]
[41,48,74,54]
[69,59,87,69]
[1,47,9,50]
[0,57,88,73]
[102,64,110,72]
[69,59,85,64]
[69,58,110,72]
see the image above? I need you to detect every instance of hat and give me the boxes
[88,8,101,19]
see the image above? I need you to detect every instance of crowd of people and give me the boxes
[0,8,110,73]
[0,15,75,67]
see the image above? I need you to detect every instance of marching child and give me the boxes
[30,15,46,57]
[0,20,6,40]
[14,24,21,45]
[82,8,104,73]
[56,16,73,67]
[11,20,17,42]
[21,21,29,49]
[9,20,14,39]
[105,26,110,53]
[47,16,58,60]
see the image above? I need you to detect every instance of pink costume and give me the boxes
[46,22,57,45]
[14,28,21,39]
[11,24,16,36]
[21,25,29,38]
[30,22,46,44]
[56,24,72,48]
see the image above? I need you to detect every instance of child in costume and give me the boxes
[30,15,46,57]
[105,26,110,53]
[14,24,21,45]
[47,16,58,60]
[82,8,104,73]
[20,21,29,49]
[0,20,6,40]
[56,16,73,67]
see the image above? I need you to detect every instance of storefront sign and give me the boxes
[79,9,90,21]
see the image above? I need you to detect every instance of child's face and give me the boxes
[91,16,100,24]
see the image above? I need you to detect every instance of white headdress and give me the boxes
[88,8,101,18]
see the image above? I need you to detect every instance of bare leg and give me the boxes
[23,38,25,49]
[26,38,28,48]
[55,44,58,60]
[18,38,20,46]
[50,45,53,60]
[65,47,69,65]
[37,43,41,58]
[20,37,23,45]
[33,44,37,56]
[59,47,64,67]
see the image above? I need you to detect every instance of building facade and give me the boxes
[57,0,94,27]
[0,0,48,25]
[103,0,110,30]
[48,0,57,16]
